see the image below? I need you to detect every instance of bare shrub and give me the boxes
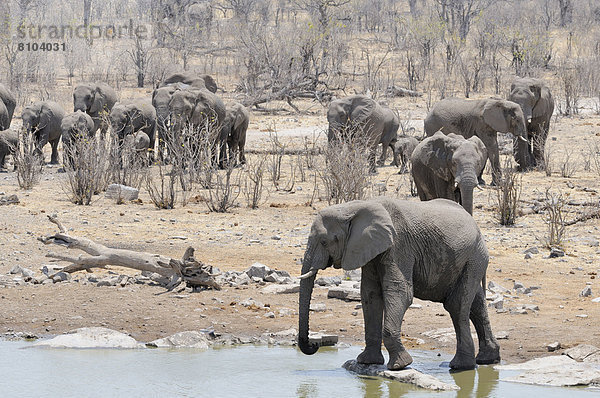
[319,136,372,204]
[540,189,567,249]
[62,134,107,205]
[268,132,285,190]
[206,161,241,213]
[556,59,581,116]
[590,141,600,176]
[243,154,268,209]
[145,160,179,210]
[542,137,556,176]
[105,135,146,190]
[559,146,579,178]
[12,131,42,190]
[495,158,522,226]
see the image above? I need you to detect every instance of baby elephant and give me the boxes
[123,131,150,165]
[391,134,419,173]
[0,129,18,170]
[61,111,95,169]
[411,132,487,215]
[223,102,249,166]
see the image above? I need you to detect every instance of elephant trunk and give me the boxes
[457,167,478,215]
[298,243,325,355]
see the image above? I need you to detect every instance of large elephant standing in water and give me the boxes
[298,197,501,371]
[509,77,554,170]
[21,101,66,164]
[73,82,118,136]
[424,98,527,185]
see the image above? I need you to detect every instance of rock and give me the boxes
[239,298,265,309]
[592,297,600,303]
[33,327,141,349]
[488,295,504,309]
[40,264,64,275]
[264,270,294,284]
[233,273,251,286]
[9,265,23,275]
[510,308,528,315]
[0,194,19,205]
[495,331,509,340]
[147,331,210,349]
[547,342,561,352]
[523,247,539,255]
[524,253,533,259]
[308,332,338,347]
[264,311,275,318]
[496,355,600,387]
[409,303,422,309]
[515,287,532,294]
[327,285,361,301]
[105,184,139,201]
[513,281,525,289]
[271,235,281,240]
[580,286,593,297]
[343,360,459,391]
[97,276,118,287]
[52,272,70,283]
[245,263,271,280]
[563,344,600,361]
[261,284,300,294]
[32,274,49,284]
[315,276,342,286]
[309,303,327,312]
[343,269,361,281]
[487,281,510,294]
[522,304,539,311]
[576,314,588,318]
[549,247,565,258]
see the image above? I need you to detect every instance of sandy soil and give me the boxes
[1,97,599,365]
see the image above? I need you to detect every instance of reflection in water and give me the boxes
[475,366,499,397]
[450,365,500,398]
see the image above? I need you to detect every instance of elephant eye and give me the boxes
[320,239,328,247]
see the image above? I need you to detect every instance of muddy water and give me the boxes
[0,341,597,397]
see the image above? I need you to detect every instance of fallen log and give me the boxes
[37,215,220,290]
[564,209,600,226]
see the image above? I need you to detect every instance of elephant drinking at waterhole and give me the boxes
[298,197,500,371]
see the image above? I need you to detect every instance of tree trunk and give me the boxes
[558,0,573,27]
[83,0,93,27]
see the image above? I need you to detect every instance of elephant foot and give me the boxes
[449,353,476,370]
[387,349,413,370]
[356,347,384,365]
[476,346,501,365]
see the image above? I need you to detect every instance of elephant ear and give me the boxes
[89,85,103,114]
[467,136,488,174]
[530,81,546,119]
[482,100,509,133]
[349,96,375,125]
[421,132,453,181]
[341,201,394,270]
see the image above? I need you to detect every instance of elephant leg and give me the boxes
[368,147,377,173]
[378,143,387,166]
[357,262,385,366]
[239,141,246,164]
[481,136,500,186]
[470,287,501,365]
[50,139,60,164]
[443,268,479,370]
[381,264,413,370]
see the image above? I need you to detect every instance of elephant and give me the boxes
[424,98,528,185]
[109,99,157,162]
[168,87,226,167]
[0,129,18,170]
[0,83,16,130]
[223,102,250,166]
[152,85,179,161]
[60,110,95,168]
[73,82,118,136]
[21,101,66,164]
[298,197,501,371]
[160,72,217,93]
[509,77,554,170]
[411,132,487,215]
[123,131,151,165]
[327,95,386,172]
[377,106,400,167]
[391,135,419,173]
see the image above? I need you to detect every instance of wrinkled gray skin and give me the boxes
[168,88,226,167]
[60,111,95,168]
[327,95,386,171]
[378,106,400,167]
[110,99,157,162]
[152,84,179,161]
[411,132,487,215]
[21,101,66,164]
[73,82,118,136]
[0,83,16,130]
[160,72,217,93]
[509,77,554,170]
[298,198,500,371]
[123,131,150,165]
[223,102,250,165]
[392,135,419,173]
[0,129,18,170]
[424,98,527,185]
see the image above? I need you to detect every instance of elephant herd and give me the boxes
[301,77,554,371]
[0,72,251,170]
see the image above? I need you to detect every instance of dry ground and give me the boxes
[1,96,599,365]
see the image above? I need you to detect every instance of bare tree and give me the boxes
[127,36,154,87]
[557,0,573,27]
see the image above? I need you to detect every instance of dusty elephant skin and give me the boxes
[21,101,66,164]
[223,102,250,166]
[298,197,500,371]
[73,82,118,136]
[109,99,157,162]
[0,83,16,130]
[411,132,487,215]
[424,97,527,185]
[60,111,95,168]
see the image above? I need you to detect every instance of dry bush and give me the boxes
[542,137,556,176]
[590,141,600,176]
[319,135,372,205]
[243,154,268,209]
[12,131,42,190]
[495,158,522,226]
[268,133,286,190]
[556,59,582,116]
[145,160,179,210]
[206,161,241,213]
[62,134,108,205]
[105,135,146,190]
[540,189,568,249]
[559,146,579,178]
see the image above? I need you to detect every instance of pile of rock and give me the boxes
[216,263,295,287]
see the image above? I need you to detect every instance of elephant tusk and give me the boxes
[476,185,483,191]
[299,270,316,279]
[519,136,527,142]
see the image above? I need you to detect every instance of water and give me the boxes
[0,340,597,398]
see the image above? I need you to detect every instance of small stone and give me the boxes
[592,297,600,303]
[409,303,422,309]
[523,304,539,311]
[488,281,510,294]
[169,236,188,240]
[524,253,533,259]
[576,314,588,318]
[549,247,565,258]
[495,331,509,340]
[52,272,70,283]
[315,276,342,287]
[510,308,528,315]
[271,235,281,240]
[580,286,592,297]
[547,342,561,352]
[524,247,539,255]
[245,263,271,280]
[264,311,275,318]
[105,184,139,201]
[514,281,525,290]
[488,296,504,309]
[310,303,327,312]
